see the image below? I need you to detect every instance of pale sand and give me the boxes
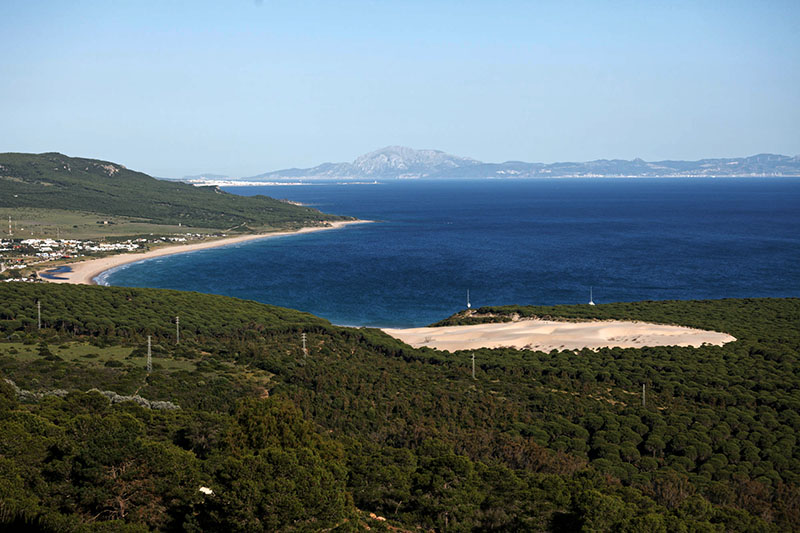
[382,319,736,352]
[38,220,369,285]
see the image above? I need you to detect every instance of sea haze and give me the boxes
[101,178,800,327]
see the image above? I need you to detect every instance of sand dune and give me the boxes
[38,220,368,285]
[382,319,736,352]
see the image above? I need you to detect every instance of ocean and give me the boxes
[100,178,800,327]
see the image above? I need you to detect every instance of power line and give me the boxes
[471,352,476,380]
[301,332,308,358]
[175,316,180,344]
[37,300,41,330]
[146,336,152,374]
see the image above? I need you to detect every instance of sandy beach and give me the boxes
[382,319,736,352]
[38,220,368,285]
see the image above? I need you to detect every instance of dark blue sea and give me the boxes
[100,179,800,327]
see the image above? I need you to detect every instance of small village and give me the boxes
[0,234,211,282]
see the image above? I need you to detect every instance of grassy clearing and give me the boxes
[235,365,275,391]
[0,341,196,372]
[0,339,276,403]
[0,207,220,240]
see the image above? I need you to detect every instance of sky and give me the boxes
[1,0,799,177]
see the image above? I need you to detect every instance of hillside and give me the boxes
[0,283,799,531]
[0,152,349,231]
[245,147,800,181]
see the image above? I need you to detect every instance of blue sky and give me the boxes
[1,0,798,177]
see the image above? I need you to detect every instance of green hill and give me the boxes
[0,283,798,531]
[0,152,350,231]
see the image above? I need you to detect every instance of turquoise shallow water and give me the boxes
[100,178,800,327]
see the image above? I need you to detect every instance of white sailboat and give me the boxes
[588,286,595,306]
[467,289,471,309]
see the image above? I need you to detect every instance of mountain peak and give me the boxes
[352,146,481,176]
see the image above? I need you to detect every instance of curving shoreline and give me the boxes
[38,220,369,286]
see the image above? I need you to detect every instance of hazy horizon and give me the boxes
[2,0,798,177]
[183,146,800,180]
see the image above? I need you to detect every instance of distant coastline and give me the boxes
[184,174,800,187]
[38,220,369,286]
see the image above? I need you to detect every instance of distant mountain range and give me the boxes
[184,146,800,183]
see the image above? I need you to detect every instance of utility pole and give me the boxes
[37,300,41,330]
[471,352,476,380]
[642,383,646,407]
[175,316,180,344]
[8,216,12,237]
[146,336,152,374]
[301,332,308,358]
